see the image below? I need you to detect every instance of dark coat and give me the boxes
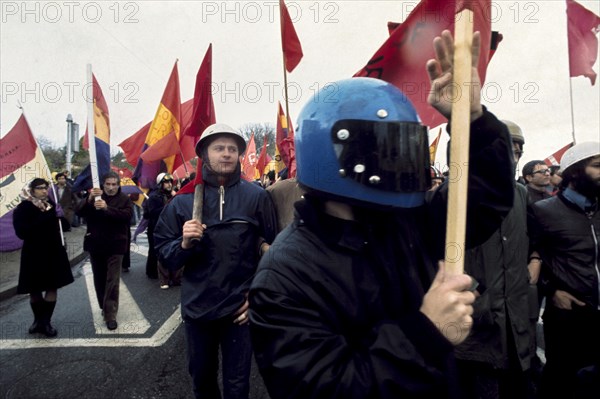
[529,192,600,309]
[456,184,534,370]
[13,199,74,294]
[76,189,133,255]
[154,166,278,321]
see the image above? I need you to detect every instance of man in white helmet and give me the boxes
[153,123,277,399]
[528,141,600,399]
[143,172,178,287]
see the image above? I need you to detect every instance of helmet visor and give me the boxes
[331,120,431,193]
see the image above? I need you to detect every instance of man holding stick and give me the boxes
[248,30,514,399]
[153,124,277,399]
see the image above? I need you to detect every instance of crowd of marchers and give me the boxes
[14,30,598,399]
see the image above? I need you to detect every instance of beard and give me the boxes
[573,172,600,200]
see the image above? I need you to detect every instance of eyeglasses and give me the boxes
[34,186,49,190]
[532,169,551,175]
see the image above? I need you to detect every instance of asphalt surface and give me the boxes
[0,227,271,399]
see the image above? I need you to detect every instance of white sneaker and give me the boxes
[160,284,169,290]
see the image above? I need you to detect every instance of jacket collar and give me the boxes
[201,162,241,188]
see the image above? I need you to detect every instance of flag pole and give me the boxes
[444,9,474,275]
[18,103,65,246]
[86,64,101,201]
[282,56,291,121]
[568,78,577,145]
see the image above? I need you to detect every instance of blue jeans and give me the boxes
[185,317,252,399]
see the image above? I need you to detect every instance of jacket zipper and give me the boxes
[591,223,600,310]
[219,185,225,221]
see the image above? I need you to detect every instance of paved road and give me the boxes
[0,232,270,399]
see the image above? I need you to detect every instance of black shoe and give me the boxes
[28,321,41,334]
[122,267,130,273]
[41,323,57,337]
[106,320,118,330]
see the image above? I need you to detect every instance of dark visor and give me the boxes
[331,120,431,193]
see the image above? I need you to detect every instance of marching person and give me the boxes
[154,124,277,399]
[248,30,515,399]
[529,141,600,399]
[13,178,74,337]
[144,172,180,288]
[76,171,132,331]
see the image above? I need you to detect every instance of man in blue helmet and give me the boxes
[248,31,515,399]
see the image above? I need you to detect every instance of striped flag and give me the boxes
[544,142,574,166]
[73,74,111,192]
[136,61,182,188]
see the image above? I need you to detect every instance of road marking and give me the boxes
[0,305,182,349]
[83,262,151,335]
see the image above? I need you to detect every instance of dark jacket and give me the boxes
[154,165,278,321]
[144,187,173,235]
[529,192,600,309]
[249,109,515,399]
[526,185,551,205]
[76,189,133,255]
[456,184,534,370]
[13,199,74,293]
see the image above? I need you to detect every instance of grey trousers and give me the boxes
[90,253,123,322]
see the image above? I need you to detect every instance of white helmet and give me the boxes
[560,141,600,173]
[156,173,174,185]
[195,123,247,156]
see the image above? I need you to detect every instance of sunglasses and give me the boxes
[532,169,551,175]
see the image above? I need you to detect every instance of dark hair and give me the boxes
[560,158,588,189]
[55,172,66,180]
[101,170,121,185]
[522,160,546,177]
[29,178,49,189]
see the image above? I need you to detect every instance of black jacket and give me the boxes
[76,189,133,255]
[154,166,278,321]
[249,109,515,399]
[529,192,600,309]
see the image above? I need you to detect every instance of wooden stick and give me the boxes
[444,10,474,275]
[191,183,204,243]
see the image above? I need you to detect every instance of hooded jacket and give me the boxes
[154,164,278,321]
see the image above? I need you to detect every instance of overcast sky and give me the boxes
[1,0,599,169]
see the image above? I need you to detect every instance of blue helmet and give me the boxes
[295,78,431,208]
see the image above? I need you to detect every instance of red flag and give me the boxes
[256,137,269,176]
[241,133,258,181]
[184,44,216,138]
[566,0,600,85]
[177,45,218,195]
[280,0,303,72]
[544,142,575,166]
[139,61,182,171]
[354,0,493,128]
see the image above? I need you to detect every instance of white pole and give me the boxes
[66,114,73,176]
[19,106,65,246]
[86,64,101,200]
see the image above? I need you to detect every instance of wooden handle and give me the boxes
[191,184,204,243]
[444,9,474,275]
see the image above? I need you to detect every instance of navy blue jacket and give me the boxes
[154,166,278,321]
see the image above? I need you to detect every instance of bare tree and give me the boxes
[237,122,276,156]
